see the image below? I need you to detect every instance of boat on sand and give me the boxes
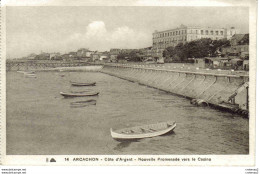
[110,121,176,141]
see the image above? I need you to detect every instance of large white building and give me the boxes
[152,24,239,58]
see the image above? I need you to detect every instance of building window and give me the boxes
[206,30,208,35]
[210,31,213,35]
[201,30,204,35]
[220,31,223,35]
[216,31,219,35]
[196,30,198,34]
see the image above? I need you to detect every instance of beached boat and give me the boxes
[110,121,176,141]
[60,91,99,97]
[70,81,96,86]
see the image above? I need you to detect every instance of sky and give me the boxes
[6,6,249,58]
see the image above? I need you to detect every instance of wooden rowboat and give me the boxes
[110,121,176,141]
[60,91,99,97]
[70,81,96,86]
[25,73,37,78]
[70,99,96,105]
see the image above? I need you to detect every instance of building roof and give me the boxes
[153,25,226,34]
[77,48,89,51]
[231,34,246,42]
[238,34,249,45]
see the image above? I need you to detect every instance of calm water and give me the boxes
[6,71,249,155]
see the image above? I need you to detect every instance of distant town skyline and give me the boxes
[6,6,249,58]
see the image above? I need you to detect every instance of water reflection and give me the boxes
[114,140,139,151]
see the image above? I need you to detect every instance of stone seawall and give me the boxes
[34,65,103,72]
[101,64,249,116]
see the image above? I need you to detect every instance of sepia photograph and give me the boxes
[0,0,257,167]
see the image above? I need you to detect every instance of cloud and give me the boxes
[7,20,152,58]
[64,21,151,52]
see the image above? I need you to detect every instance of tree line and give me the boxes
[163,38,230,62]
[115,38,231,62]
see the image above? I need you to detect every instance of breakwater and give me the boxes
[101,64,249,117]
[6,61,95,71]
[46,65,103,72]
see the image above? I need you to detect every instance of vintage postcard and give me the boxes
[0,0,257,169]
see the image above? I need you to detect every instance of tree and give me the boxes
[117,52,128,60]
[163,38,231,61]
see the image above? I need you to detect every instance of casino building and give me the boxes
[152,24,239,58]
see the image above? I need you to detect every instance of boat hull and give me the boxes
[111,121,176,141]
[70,99,97,106]
[71,82,96,86]
[60,92,99,97]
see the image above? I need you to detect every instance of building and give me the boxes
[205,57,231,69]
[35,52,50,60]
[110,49,121,55]
[230,34,249,55]
[152,24,239,58]
[49,52,60,60]
[91,52,102,62]
[26,53,37,60]
[221,34,249,57]
[121,49,137,54]
[76,48,94,60]
[109,54,118,62]
[100,54,109,62]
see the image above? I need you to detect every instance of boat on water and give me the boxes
[69,90,93,93]
[110,121,176,141]
[70,81,96,86]
[60,91,99,97]
[18,71,35,74]
[70,99,97,107]
[25,73,37,78]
